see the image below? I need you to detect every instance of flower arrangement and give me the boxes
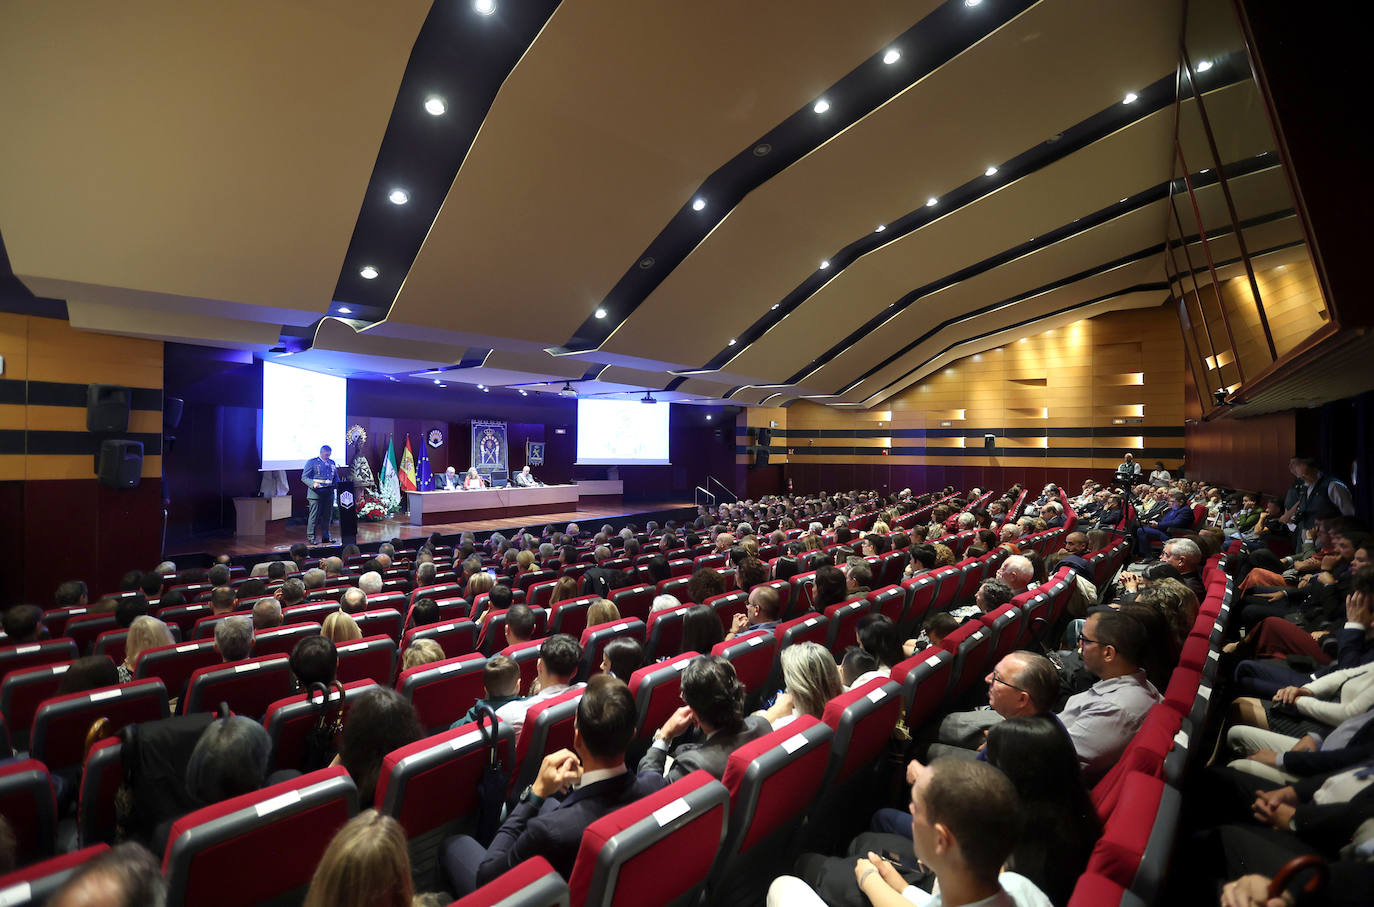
[357,493,387,522]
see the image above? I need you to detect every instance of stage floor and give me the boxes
[168,498,697,558]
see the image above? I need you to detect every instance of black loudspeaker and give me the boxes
[87,384,131,432]
[757,427,772,446]
[163,396,184,429]
[753,445,770,467]
[984,434,996,449]
[97,439,143,489]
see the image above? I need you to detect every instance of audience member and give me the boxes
[56,655,119,696]
[401,638,445,672]
[118,615,175,682]
[290,635,338,689]
[408,597,440,628]
[304,810,428,907]
[48,842,167,907]
[761,642,843,729]
[600,637,645,683]
[213,615,254,662]
[251,597,283,630]
[2,604,44,643]
[928,652,1060,759]
[338,688,423,804]
[639,655,770,781]
[321,610,362,644]
[494,634,584,737]
[681,604,725,655]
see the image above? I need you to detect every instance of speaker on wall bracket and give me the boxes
[87,384,131,432]
[96,439,144,489]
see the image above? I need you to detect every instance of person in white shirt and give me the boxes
[1148,461,1172,487]
[767,758,1052,907]
[493,634,585,738]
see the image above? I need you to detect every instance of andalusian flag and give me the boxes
[379,436,401,514]
[399,436,417,492]
[417,441,432,491]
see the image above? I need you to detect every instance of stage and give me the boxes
[167,498,698,560]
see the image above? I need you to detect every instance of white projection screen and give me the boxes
[576,398,671,465]
[261,361,347,471]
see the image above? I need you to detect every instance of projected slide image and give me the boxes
[261,361,347,471]
[576,398,671,465]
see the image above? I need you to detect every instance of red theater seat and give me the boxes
[0,844,110,906]
[353,607,404,643]
[162,766,358,907]
[610,584,655,622]
[1,660,74,751]
[398,653,487,734]
[891,648,953,728]
[627,652,697,758]
[181,654,293,720]
[335,635,398,686]
[263,679,380,774]
[30,679,169,777]
[403,619,478,660]
[712,630,778,700]
[1,639,79,681]
[823,598,877,656]
[507,687,584,804]
[568,770,730,907]
[250,622,320,658]
[578,619,645,680]
[448,856,569,907]
[0,759,57,866]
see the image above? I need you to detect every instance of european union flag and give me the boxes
[417,443,433,491]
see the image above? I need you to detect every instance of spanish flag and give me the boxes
[399,435,417,491]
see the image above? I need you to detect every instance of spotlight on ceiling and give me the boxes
[337,306,352,315]
[388,188,410,205]
[1123,91,1138,104]
[727,338,737,346]
[474,0,495,14]
[882,48,901,65]
[964,0,982,6]
[594,308,607,319]
[706,414,713,421]
[433,378,441,385]
[360,266,379,280]
[691,197,706,211]
[387,376,398,381]
[424,95,446,116]
[640,392,658,404]
[819,260,830,269]
[813,98,830,114]
[1196,59,1213,72]
[984,166,998,177]
[874,224,886,233]
[560,382,577,398]
[518,389,527,396]
[476,384,485,390]
[926,197,938,207]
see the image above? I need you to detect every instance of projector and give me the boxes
[640,393,658,404]
[559,382,577,397]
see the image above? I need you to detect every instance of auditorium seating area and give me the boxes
[0,484,1283,904]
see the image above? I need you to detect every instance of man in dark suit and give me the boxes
[301,444,337,544]
[638,656,771,782]
[442,674,666,894]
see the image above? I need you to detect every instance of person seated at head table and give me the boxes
[463,467,486,490]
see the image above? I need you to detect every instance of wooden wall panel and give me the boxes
[1185,411,1296,498]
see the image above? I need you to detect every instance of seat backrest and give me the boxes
[353,608,404,643]
[376,718,516,890]
[516,570,555,594]
[983,604,1023,665]
[0,659,73,751]
[182,654,293,720]
[335,635,399,686]
[549,595,597,640]
[666,559,693,579]
[477,607,548,656]
[64,613,120,656]
[866,585,905,626]
[819,678,902,786]
[410,582,462,605]
[644,603,691,660]
[263,679,379,774]
[776,612,830,652]
[450,856,570,907]
[693,553,727,572]
[950,558,985,605]
[711,631,778,697]
[38,606,90,639]
[628,652,697,749]
[280,600,340,626]
[569,770,730,907]
[656,575,691,600]
[898,573,939,635]
[0,758,57,866]
[758,579,793,621]
[250,622,321,659]
[822,599,877,656]
[30,679,169,776]
[0,845,113,905]
[704,590,749,629]
[927,565,963,612]
[153,602,214,639]
[77,736,124,848]
[610,584,656,622]
[91,628,131,667]
[403,620,478,661]
[1,639,79,681]
[397,653,487,734]
[508,687,584,801]
[714,716,834,899]
[133,639,220,703]
[941,620,992,697]
[578,619,646,681]
[891,648,954,727]
[163,766,358,907]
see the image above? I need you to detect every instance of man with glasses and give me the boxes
[927,652,1061,761]
[1160,537,1206,601]
[1059,609,1162,783]
[725,584,782,640]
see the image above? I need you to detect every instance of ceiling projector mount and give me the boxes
[559,382,577,397]
[640,392,658,404]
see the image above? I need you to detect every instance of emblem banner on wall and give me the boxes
[471,420,508,475]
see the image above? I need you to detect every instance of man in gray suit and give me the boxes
[638,655,771,781]
[302,444,337,544]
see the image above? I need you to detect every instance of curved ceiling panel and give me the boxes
[385,0,931,345]
[0,0,428,322]
[604,0,1180,370]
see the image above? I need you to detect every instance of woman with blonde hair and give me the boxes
[117,615,174,683]
[304,810,430,907]
[400,638,445,672]
[464,570,495,602]
[321,610,362,644]
[761,641,842,730]
[587,598,620,627]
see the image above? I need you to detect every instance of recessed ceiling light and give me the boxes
[360,266,379,280]
[424,95,446,116]
[706,414,713,421]
[926,197,938,207]
[387,376,398,381]
[964,0,982,6]
[691,197,706,211]
[1123,92,1138,104]
[481,386,489,392]
[727,338,737,346]
[1120,198,1128,203]
[1199,168,1210,173]
[771,304,779,310]
[882,48,901,65]
[984,166,998,177]
[337,306,352,315]
[433,378,441,385]
[1276,265,1287,271]
[819,260,830,269]
[474,0,496,14]
[476,384,485,390]
[594,308,607,319]
[438,383,446,388]
[1196,59,1213,72]
[388,188,410,205]
[813,99,830,114]
[519,389,527,395]
[875,224,886,233]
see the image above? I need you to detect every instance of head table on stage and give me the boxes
[404,482,621,525]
